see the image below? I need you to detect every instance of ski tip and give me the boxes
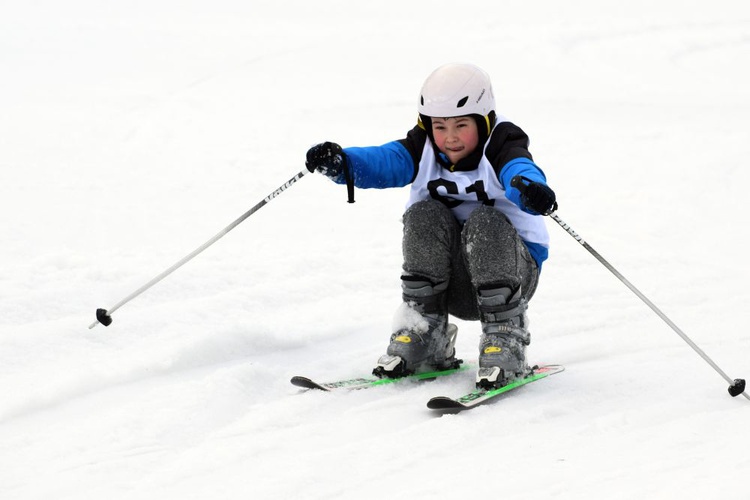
[290,376,331,391]
[427,363,565,413]
[426,396,466,411]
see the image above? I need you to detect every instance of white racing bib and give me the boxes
[406,139,549,249]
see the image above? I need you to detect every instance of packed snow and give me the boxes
[2,1,749,498]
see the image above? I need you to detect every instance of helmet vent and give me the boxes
[420,95,425,105]
[456,96,468,108]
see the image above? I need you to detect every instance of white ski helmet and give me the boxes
[418,63,495,118]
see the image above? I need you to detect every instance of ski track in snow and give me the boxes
[1,1,750,499]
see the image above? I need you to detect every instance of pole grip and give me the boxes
[510,175,558,215]
[510,175,527,191]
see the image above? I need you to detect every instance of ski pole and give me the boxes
[90,169,309,329]
[511,176,748,400]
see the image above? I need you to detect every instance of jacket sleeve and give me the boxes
[339,125,427,189]
[486,122,549,210]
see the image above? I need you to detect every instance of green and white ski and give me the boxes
[426,364,564,412]
[291,363,471,392]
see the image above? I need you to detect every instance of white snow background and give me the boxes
[2,1,749,498]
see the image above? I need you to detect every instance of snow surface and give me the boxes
[2,1,750,498]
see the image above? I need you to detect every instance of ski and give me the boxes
[427,364,564,412]
[291,363,471,392]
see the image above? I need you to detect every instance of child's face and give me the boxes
[431,116,479,164]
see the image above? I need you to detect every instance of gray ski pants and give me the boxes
[401,200,539,321]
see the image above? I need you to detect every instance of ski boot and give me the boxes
[475,286,531,389]
[373,277,461,378]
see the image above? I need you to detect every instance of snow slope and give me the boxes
[1,1,749,498]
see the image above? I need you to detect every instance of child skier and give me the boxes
[305,63,557,388]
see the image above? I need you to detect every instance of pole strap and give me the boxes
[343,156,355,203]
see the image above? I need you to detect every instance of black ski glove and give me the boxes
[306,142,346,181]
[511,176,558,216]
